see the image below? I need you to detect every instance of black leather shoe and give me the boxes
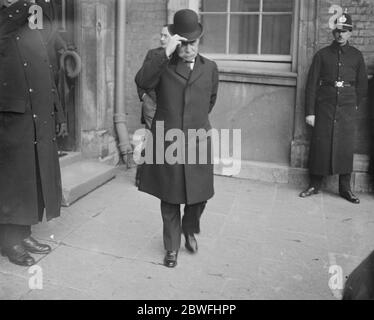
[299,187,319,198]
[1,245,35,267]
[184,233,198,254]
[22,237,52,255]
[164,251,178,268]
[340,191,360,204]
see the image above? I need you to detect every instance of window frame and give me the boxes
[197,0,299,64]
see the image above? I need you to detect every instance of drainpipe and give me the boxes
[114,0,132,167]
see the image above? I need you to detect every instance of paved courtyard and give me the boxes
[1,168,374,300]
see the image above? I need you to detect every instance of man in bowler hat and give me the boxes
[300,10,368,203]
[135,9,219,267]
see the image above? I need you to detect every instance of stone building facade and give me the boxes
[60,0,374,189]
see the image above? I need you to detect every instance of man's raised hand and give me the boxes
[165,34,188,58]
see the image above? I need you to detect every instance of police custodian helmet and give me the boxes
[335,9,353,32]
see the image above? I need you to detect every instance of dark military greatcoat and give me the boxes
[0,1,65,225]
[306,41,368,176]
[135,49,219,205]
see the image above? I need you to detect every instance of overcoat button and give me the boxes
[29,88,34,93]
[16,36,20,40]
[33,114,37,119]
[8,14,13,18]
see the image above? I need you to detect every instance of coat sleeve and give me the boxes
[209,62,219,114]
[305,52,321,117]
[135,49,170,91]
[136,50,151,101]
[356,52,368,107]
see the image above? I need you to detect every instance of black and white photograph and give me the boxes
[1,0,374,305]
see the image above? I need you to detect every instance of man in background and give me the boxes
[135,24,171,187]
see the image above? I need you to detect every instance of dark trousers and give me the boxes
[310,173,352,193]
[161,201,207,251]
[0,224,31,249]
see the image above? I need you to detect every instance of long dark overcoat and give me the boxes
[306,41,368,176]
[135,48,219,205]
[0,1,65,225]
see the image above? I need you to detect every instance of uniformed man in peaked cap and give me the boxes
[300,10,368,203]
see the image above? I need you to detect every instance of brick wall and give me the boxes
[125,0,167,134]
[317,0,374,74]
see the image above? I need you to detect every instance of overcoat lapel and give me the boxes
[175,58,191,80]
[188,55,204,85]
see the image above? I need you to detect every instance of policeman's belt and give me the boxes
[319,80,356,88]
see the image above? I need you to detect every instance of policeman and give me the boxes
[0,0,66,266]
[300,10,368,203]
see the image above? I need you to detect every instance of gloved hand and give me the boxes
[56,122,68,138]
[306,115,316,127]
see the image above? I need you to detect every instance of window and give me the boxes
[199,0,296,62]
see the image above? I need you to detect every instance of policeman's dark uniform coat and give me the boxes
[306,41,368,176]
[135,49,219,205]
[0,1,65,226]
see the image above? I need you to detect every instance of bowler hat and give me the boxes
[335,11,353,31]
[168,9,203,41]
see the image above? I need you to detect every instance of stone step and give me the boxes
[215,159,374,193]
[59,152,83,168]
[61,160,116,207]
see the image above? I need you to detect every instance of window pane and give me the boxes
[231,0,260,12]
[261,15,292,54]
[200,15,227,53]
[201,0,227,12]
[263,0,293,12]
[229,15,259,54]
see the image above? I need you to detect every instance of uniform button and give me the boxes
[49,64,53,68]
[16,9,20,13]
[52,138,56,142]
[9,14,13,18]
[29,88,34,93]
[34,141,38,145]
[23,62,28,67]
[16,36,20,40]
[24,3,27,6]
[51,112,55,116]
[52,88,56,93]
[33,114,37,119]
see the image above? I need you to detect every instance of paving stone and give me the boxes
[0,273,30,300]
[21,282,97,300]
[62,219,152,259]
[35,245,118,292]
